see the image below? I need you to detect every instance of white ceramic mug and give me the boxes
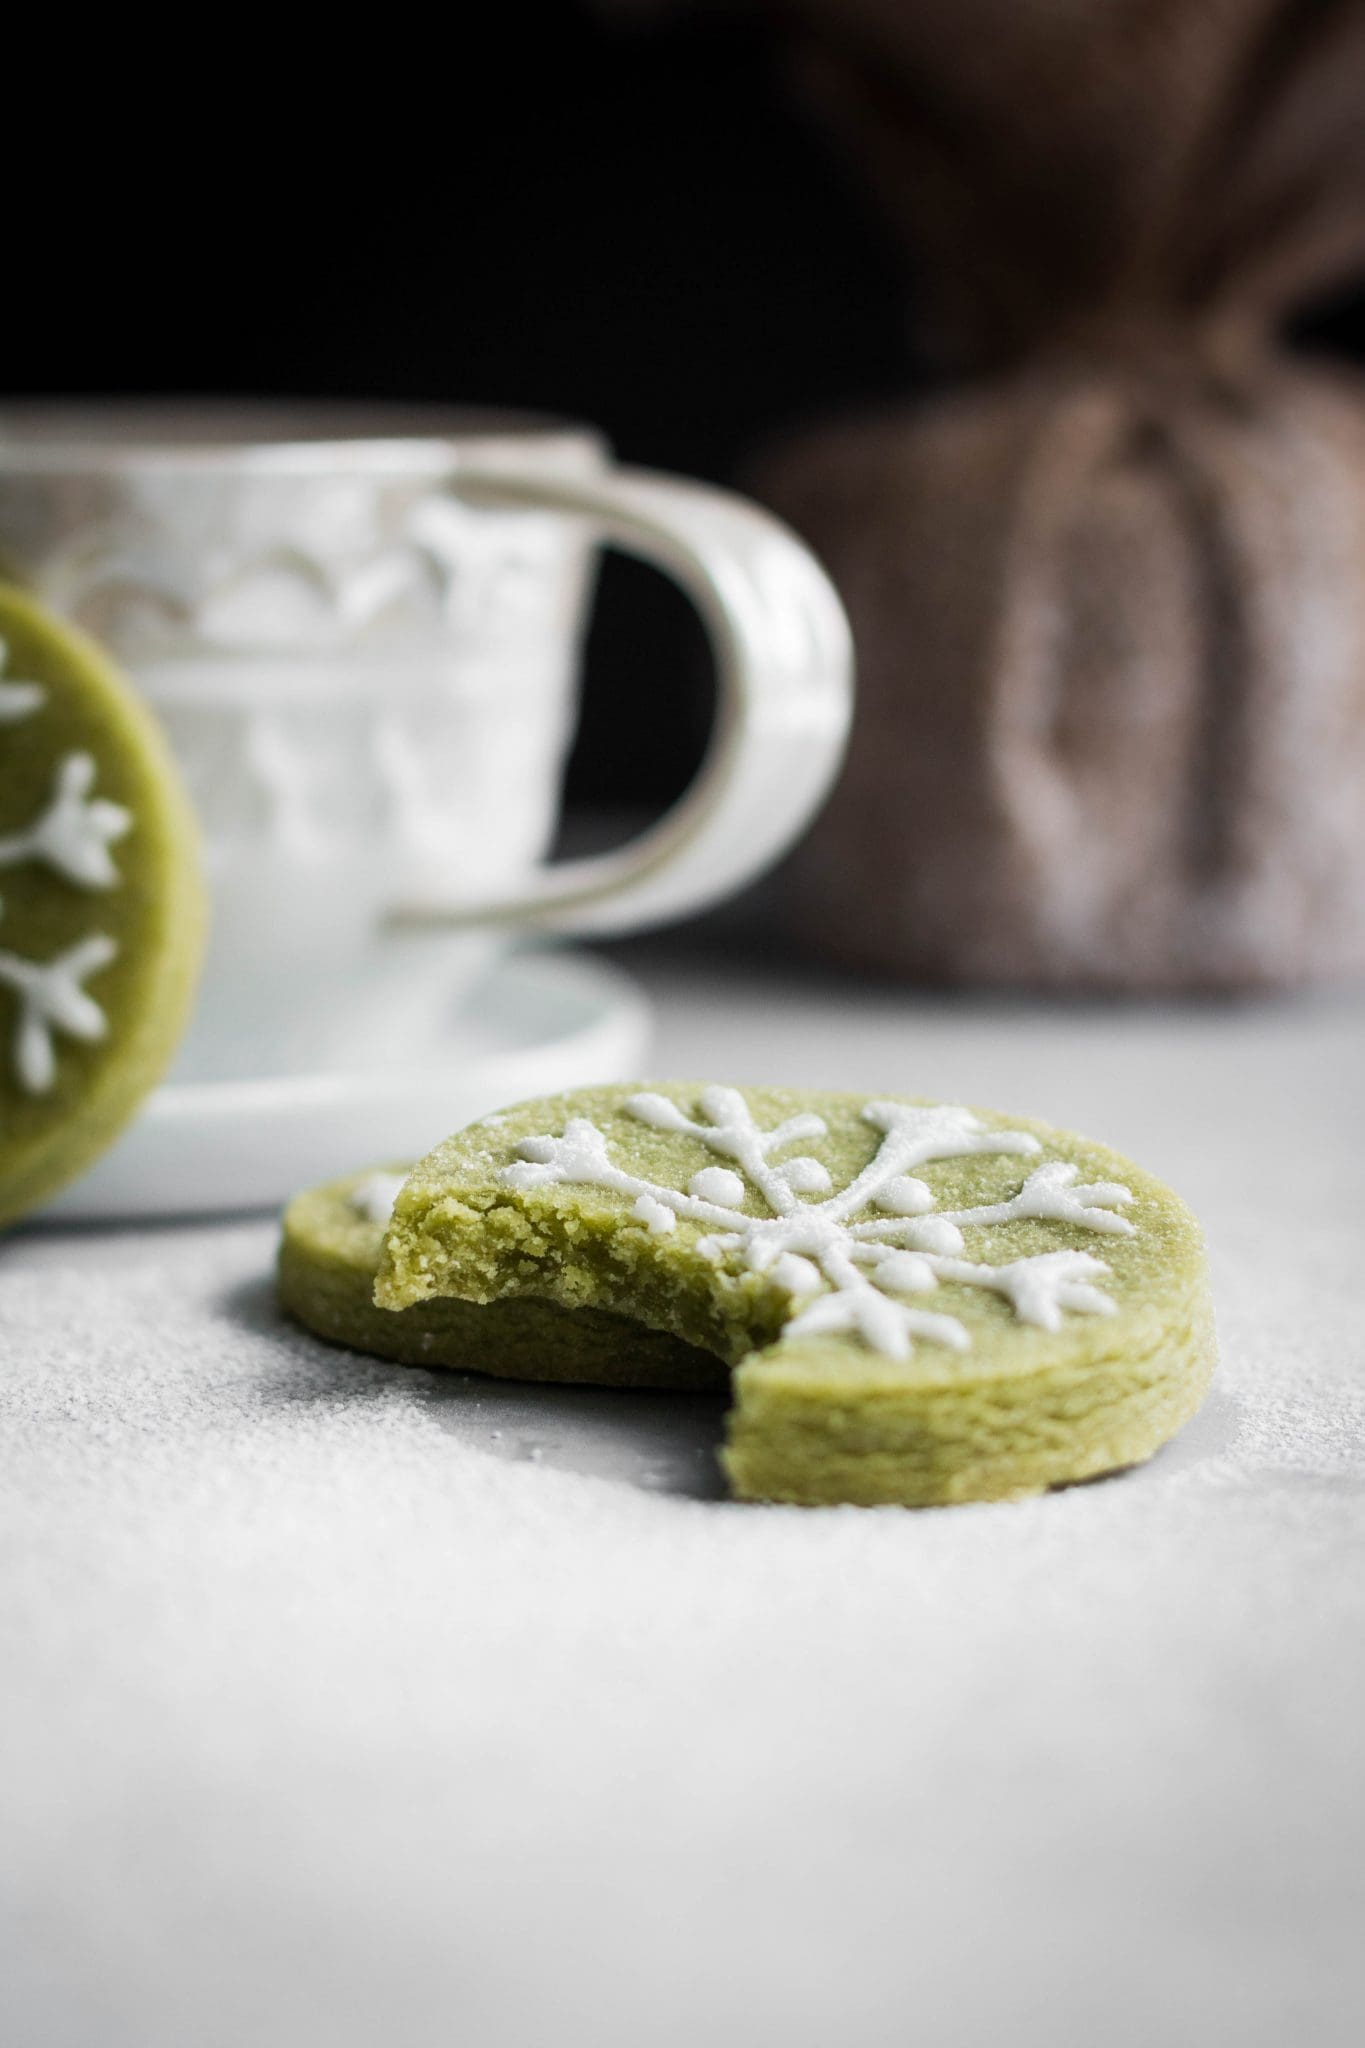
[0,405,852,1082]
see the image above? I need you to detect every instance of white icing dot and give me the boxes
[875,1176,934,1216]
[349,1171,407,1225]
[688,1166,745,1207]
[779,1155,833,1195]
[772,1252,823,1298]
[876,1251,938,1295]
[633,1194,676,1235]
[516,1135,557,1164]
[905,1216,965,1256]
[625,1091,687,1131]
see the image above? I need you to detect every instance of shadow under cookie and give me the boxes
[254,1261,736,1507]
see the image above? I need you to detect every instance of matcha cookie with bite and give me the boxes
[375,1084,1216,1507]
[279,1164,725,1388]
[0,587,204,1224]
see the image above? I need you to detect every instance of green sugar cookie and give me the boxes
[0,586,204,1224]
[279,1165,725,1389]
[375,1084,1216,1507]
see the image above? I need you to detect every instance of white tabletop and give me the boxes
[3,940,1362,2048]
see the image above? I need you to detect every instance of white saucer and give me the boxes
[45,947,652,1220]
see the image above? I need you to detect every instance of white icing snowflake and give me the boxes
[501,1087,1136,1360]
[0,918,117,1093]
[0,751,132,888]
[0,638,126,1094]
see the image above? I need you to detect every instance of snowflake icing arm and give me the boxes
[0,753,133,888]
[502,1115,752,1236]
[626,1086,828,1216]
[785,1233,971,1357]
[929,1249,1119,1330]
[0,682,44,724]
[785,1284,970,1359]
[0,930,117,1093]
[943,1160,1136,1236]
[0,638,45,724]
[829,1101,1041,1224]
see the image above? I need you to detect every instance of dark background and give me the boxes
[8,0,1364,816]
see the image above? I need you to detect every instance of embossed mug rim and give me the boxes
[0,399,605,474]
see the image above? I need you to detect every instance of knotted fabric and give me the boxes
[756,0,1365,986]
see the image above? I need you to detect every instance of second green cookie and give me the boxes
[0,586,204,1225]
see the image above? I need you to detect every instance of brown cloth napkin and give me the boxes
[753,0,1365,987]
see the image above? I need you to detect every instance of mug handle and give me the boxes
[389,464,854,934]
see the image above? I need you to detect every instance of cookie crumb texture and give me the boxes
[279,1170,724,1390]
[0,588,204,1225]
[377,1084,1216,1507]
